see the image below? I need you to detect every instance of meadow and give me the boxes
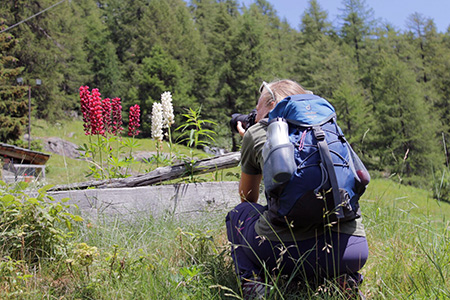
[1,119,450,299]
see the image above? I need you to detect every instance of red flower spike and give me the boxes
[89,88,105,136]
[102,98,112,135]
[79,86,91,135]
[111,97,123,136]
[128,104,140,137]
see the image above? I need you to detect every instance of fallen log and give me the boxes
[49,152,241,191]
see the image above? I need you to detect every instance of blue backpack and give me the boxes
[262,94,370,227]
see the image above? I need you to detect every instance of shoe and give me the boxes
[242,277,268,300]
[336,274,366,300]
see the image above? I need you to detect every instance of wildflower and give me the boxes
[111,97,123,136]
[128,104,141,137]
[161,91,174,128]
[79,86,91,135]
[151,102,163,142]
[89,88,105,135]
[102,98,112,134]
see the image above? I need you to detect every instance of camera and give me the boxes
[230,109,257,133]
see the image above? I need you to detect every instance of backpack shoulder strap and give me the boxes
[258,118,269,126]
[312,125,344,219]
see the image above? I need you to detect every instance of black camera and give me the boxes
[230,109,257,134]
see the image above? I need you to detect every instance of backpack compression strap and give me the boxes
[312,125,344,219]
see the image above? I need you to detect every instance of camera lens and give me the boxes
[230,113,249,133]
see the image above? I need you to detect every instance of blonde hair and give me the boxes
[260,79,306,107]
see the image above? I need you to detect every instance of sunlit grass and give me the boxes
[361,179,450,299]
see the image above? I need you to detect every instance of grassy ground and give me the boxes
[2,119,450,299]
[2,178,449,299]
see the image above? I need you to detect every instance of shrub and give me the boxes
[0,181,82,264]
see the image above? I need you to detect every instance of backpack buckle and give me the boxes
[313,126,325,141]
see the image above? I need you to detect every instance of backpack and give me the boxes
[262,94,370,227]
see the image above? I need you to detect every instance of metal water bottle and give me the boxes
[262,118,296,191]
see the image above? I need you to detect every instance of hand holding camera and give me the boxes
[230,109,257,136]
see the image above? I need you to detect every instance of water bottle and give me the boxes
[262,118,296,192]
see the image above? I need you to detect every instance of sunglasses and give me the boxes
[259,81,275,103]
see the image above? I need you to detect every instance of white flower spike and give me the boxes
[151,102,163,142]
[161,91,174,128]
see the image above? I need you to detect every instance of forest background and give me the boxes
[1,0,450,188]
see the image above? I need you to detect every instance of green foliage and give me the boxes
[300,0,333,45]
[172,107,217,183]
[0,18,27,143]
[0,256,33,297]
[80,0,123,98]
[371,52,441,178]
[131,45,194,137]
[0,182,82,263]
[176,107,217,149]
[339,0,376,65]
[1,0,92,120]
[78,135,140,180]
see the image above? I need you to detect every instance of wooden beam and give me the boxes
[0,143,50,165]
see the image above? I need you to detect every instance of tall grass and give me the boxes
[1,178,450,299]
[362,179,450,299]
[25,212,237,299]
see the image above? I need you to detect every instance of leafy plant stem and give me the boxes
[98,134,104,179]
[125,136,134,177]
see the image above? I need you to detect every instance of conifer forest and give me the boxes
[1,0,450,187]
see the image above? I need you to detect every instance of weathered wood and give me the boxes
[0,142,50,165]
[49,152,241,191]
[48,181,242,219]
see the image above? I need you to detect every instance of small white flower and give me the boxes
[151,102,163,142]
[161,91,174,128]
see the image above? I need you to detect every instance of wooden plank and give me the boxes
[49,152,241,191]
[0,143,50,165]
[49,181,242,219]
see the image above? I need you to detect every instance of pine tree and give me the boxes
[338,0,376,66]
[247,0,300,79]
[118,0,206,123]
[371,53,440,183]
[0,19,27,142]
[99,0,147,63]
[296,35,374,158]
[300,0,333,45]
[2,0,92,120]
[130,45,192,137]
[79,0,122,98]
[215,7,264,150]
[188,0,230,133]
[405,13,440,84]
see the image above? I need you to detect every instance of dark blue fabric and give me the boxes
[268,94,335,126]
[225,202,368,282]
